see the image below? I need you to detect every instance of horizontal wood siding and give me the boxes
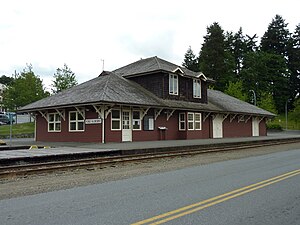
[223,117,252,137]
[259,119,267,136]
[36,108,102,142]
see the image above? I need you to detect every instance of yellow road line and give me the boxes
[131,169,300,225]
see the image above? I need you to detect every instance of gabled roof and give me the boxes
[113,56,214,82]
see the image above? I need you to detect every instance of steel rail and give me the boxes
[0,139,299,179]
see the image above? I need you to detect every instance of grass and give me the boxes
[0,122,35,135]
[267,114,300,130]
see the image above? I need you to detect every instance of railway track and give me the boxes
[0,138,299,179]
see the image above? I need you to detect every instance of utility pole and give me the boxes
[101,59,104,72]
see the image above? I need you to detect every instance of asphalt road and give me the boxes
[1,147,300,225]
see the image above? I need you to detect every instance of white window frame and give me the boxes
[188,112,194,130]
[179,113,186,131]
[187,112,202,130]
[48,113,61,132]
[132,110,141,130]
[111,109,121,130]
[193,79,201,98]
[69,111,85,132]
[194,113,202,130]
[169,74,178,95]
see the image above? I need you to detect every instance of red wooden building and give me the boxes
[20,57,274,143]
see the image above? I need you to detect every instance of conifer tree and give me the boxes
[182,46,199,72]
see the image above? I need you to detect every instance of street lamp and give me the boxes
[249,90,256,106]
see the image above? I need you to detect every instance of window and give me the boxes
[111,109,121,130]
[188,112,202,130]
[188,113,194,130]
[179,113,185,130]
[144,116,154,131]
[169,74,178,95]
[69,111,84,131]
[132,110,141,130]
[48,113,61,132]
[193,79,201,98]
[194,113,202,130]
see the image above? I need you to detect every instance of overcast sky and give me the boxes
[1,0,299,90]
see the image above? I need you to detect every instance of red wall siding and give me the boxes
[105,114,122,143]
[186,118,210,139]
[36,108,102,142]
[223,117,252,138]
[259,119,267,136]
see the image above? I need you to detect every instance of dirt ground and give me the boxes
[0,142,299,200]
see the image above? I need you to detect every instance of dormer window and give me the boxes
[193,79,201,98]
[169,74,178,95]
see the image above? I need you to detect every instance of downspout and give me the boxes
[34,113,37,141]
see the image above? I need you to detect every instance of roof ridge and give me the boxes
[154,56,161,69]
[99,72,113,100]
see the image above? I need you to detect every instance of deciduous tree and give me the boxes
[52,64,77,94]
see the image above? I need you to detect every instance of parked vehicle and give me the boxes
[0,114,14,124]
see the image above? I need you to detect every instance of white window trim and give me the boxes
[169,74,178,95]
[48,112,61,132]
[69,111,85,132]
[179,112,186,131]
[111,109,121,131]
[193,79,201,98]
[194,113,202,130]
[132,110,141,131]
[188,112,194,130]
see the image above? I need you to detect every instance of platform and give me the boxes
[0,131,299,164]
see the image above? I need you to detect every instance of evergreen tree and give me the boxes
[199,22,234,91]
[52,64,78,94]
[3,64,49,111]
[182,46,199,72]
[287,24,300,102]
[261,14,290,56]
[241,51,289,113]
[224,80,247,101]
[0,75,14,86]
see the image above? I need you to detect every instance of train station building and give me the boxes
[20,56,275,143]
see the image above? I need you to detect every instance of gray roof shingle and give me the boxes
[19,58,275,117]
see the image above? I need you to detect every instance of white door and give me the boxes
[252,117,259,136]
[213,114,223,138]
[122,110,132,142]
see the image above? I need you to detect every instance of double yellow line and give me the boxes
[132,169,300,225]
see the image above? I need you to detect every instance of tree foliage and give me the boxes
[182,46,199,72]
[51,64,77,94]
[3,64,49,111]
[224,81,247,101]
[0,75,14,86]
[199,22,234,91]
[186,15,300,115]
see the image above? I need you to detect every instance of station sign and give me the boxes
[85,118,102,124]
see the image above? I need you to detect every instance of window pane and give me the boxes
[180,122,185,130]
[49,123,54,131]
[169,75,174,93]
[70,122,76,130]
[70,112,76,121]
[55,114,61,122]
[179,113,185,121]
[133,111,140,119]
[112,121,120,129]
[55,123,61,131]
[112,110,120,119]
[78,122,84,130]
[133,120,140,129]
[188,122,194,130]
[188,113,193,121]
[49,114,54,122]
[78,113,84,121]
[195,122,201,130]
[195,113,201,121]
[174,75,178,94]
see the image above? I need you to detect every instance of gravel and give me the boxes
[0,143,299,200]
